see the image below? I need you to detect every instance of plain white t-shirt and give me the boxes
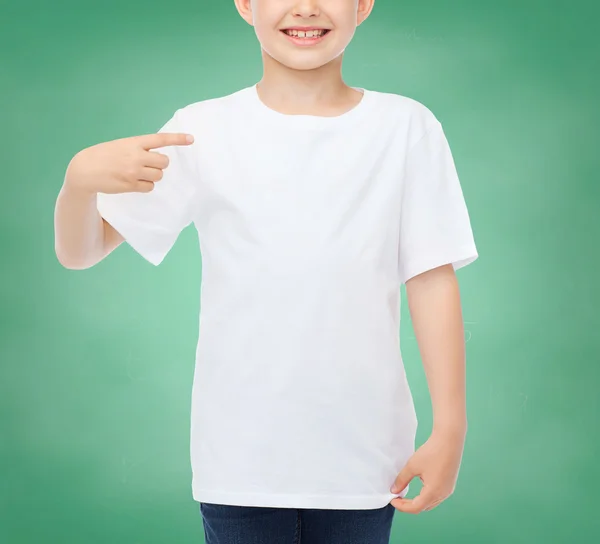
[96,83,478,510]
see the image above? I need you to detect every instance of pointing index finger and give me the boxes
[138,132,194,150]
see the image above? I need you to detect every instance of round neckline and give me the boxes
[246,82,372,130]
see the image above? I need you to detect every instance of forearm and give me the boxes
[406,264,467,436]
[54,159,106,269]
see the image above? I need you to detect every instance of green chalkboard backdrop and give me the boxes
[1,0,599,542]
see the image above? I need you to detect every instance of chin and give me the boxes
[262,48,342,72]
[281,58,333,71]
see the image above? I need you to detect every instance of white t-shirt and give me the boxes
[96,83,478,510]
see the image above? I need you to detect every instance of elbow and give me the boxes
[54,246,93,270]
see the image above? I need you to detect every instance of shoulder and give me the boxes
[174,86,251,128]
[366,88,442,145]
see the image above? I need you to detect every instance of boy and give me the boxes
[54,0,478,542]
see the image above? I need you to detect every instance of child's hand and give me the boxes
[65,132,194,196]
[389,427,466,514]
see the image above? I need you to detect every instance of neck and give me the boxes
[257,50,361,116]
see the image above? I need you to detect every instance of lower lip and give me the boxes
[280,30,331,46]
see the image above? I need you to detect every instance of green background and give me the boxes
[2,0,599,542]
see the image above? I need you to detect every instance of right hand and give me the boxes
[65,132,195,195]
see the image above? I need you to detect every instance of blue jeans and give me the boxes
[199,502,396,544]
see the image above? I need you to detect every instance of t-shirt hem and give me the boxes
[191,487,409,510]
[401,245,478,285]
[97,200,167,266]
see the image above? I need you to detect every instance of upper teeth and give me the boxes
[284,29,325,38]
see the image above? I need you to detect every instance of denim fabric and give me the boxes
[199,502,396,544]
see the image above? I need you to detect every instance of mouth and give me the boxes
[280,28,332,45]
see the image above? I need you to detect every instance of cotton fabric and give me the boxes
[96,83,478,510]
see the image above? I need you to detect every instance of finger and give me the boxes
[391,495,426,515]
[143,150,170,170]
[390,464,415,495]
[138,132,194,150]
[392,487,436,515]
[138,166,164,183]
[121,180,155,193]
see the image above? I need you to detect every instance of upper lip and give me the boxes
[281,26,331,31]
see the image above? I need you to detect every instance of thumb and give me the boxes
[390,463,415,494]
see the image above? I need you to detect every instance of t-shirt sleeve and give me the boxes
[398,119,478,284]
[96,108,198,266]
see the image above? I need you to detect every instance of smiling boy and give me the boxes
[54,1,478,542]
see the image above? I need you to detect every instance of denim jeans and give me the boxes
[199,502,396,544]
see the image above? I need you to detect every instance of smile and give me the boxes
[280,29,332,46]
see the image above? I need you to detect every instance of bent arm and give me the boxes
[54,162,124,270]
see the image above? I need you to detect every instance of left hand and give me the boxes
[389,427,466,514]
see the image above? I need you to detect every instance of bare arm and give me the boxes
[54,161,123,270]
[405,263,468,437]
[54,132,194,269]
[389,263,468,513]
